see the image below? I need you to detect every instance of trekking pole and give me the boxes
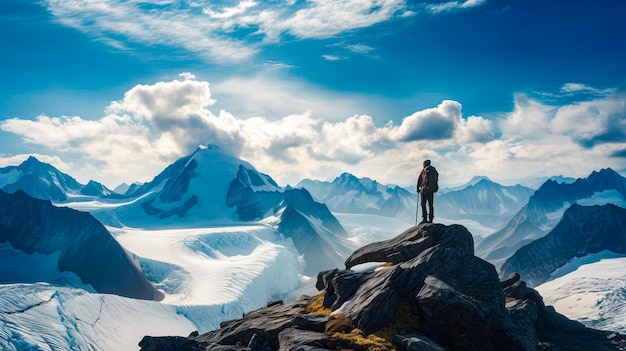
[415,191,419,226]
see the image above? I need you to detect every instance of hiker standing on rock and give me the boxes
[417,159,439,224]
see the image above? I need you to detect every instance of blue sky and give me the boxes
[1,0,626,188]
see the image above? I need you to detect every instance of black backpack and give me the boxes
[423,166,439,193]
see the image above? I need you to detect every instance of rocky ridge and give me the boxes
[139,224,626,351]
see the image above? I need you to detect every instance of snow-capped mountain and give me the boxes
[0,156,117,200]
[0,156,82,201]
[297,172,416,222]
[80,179,113,197]
[476,168,626,268]
[91,145,350,276]
[436,178,534,229]
[0,189,161,300]
[500,203,626,287]
[437,175,491,194]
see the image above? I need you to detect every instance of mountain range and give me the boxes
[297,173,416,222]
[3,147,626,349]
[476,168,626,268]
[0,146,352,277]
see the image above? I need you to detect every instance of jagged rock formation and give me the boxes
[138,224,626,351]
[500,204,626,287]
[0,190,163,300]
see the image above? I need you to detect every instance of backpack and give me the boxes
[423,166,439,193]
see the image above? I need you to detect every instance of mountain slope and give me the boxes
[500,204,626,287]
[476,168,626,267]
[0,189,162,300]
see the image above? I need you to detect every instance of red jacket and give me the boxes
[417,168,426,192]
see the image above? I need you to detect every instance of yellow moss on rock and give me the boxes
[331,329,393,351]
[306,294,332,315]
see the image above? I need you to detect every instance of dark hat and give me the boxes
[423,159,431,167]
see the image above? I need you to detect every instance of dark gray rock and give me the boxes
[345,223,474,269]
[393,333,445,351]
[292,314,334,333]
[138,336,208,351]
[196,298,312,349]
[277,328,333,351]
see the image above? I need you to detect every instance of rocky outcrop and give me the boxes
[500,203,626,287]
[139,224,626,351]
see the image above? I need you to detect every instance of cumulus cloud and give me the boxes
[0,75,496,186]
[3,75,624,188]
[391,100,462,142]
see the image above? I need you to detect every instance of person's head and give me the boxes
[423,159,431,167]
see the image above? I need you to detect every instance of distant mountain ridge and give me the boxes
[501,203,626,287]
[476,168,626,268]
[0,156,113,200]
[297,172,416,222]
[436,178,534,229]
[0,189,162,300]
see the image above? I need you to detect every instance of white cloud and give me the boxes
[390,100,462,141]
[322,54,343,61]
[426,0,486,14]
[551,95,626,148]
[2,75,625,189]
[41,0,409,63]
[210,74,365,121]
[500,94,554,138]
[561,83,617,96]
[203,1,257,19]
[262,0,407,40]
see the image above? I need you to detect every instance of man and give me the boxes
[417,159,439,224]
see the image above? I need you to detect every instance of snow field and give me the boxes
[0,283,195,351]
[114,225,304,331]
[536,252,626,333]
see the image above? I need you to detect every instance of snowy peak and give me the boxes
[81,180,112,197]
[501,203,626,287]
[0,156,82,201]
